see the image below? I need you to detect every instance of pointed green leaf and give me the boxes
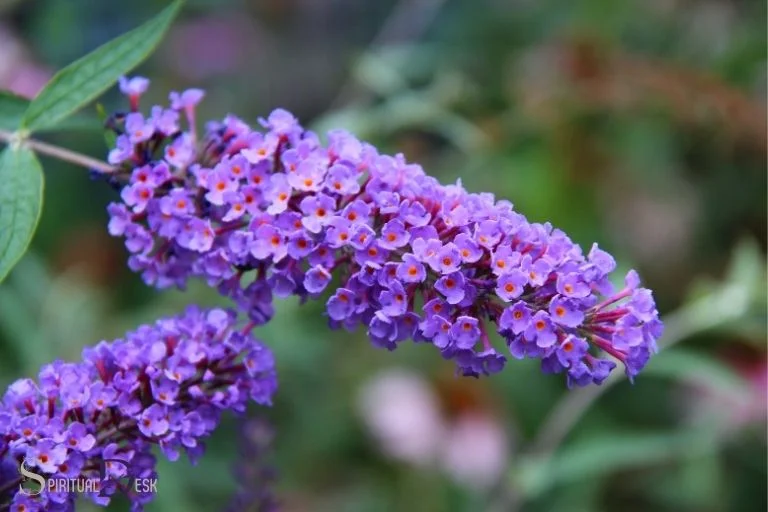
[0,146,44,283]
[0,90,101,132]
[21,0,183,132]
[0,91,29,131]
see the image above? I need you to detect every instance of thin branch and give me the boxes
[0,129,116,173]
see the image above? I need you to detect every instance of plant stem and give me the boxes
[0,129,116,174]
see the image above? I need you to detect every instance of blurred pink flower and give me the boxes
[682,349,767,431]
[440,413,509,490]
[358,369,445,466]
[358,369,510,488]
[0,23,52,98]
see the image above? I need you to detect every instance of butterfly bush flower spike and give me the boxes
[103,77,663,386]
[0,307,277,511]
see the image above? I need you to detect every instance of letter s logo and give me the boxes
[19,459,45,496]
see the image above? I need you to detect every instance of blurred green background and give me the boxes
[0,0,765,511]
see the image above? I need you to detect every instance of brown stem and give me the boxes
[0,129,116,174]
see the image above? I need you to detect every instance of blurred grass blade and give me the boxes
[0,91,29,131]
[21,0,183,132]
[644,349,750,396]
[516,430,718,498]
[0,146,44,282]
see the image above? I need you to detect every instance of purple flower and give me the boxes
[62,422,96,452]
[396,253,426,283]
[125,112,154,144]
[325,217,352,249]
[349,224,375,250]
[138,404,170,437]
[379,219,410,250]
[205,168,239,206]
[420,314,452,348]
[327,288,355,321]
[27,439,67,473]
[170,88,205,111]
[150,105,180,135]
[435,272,466,305]
[491,246,518,276]
[120,182,153,213]
[455,233,483,263]
[435,243,461,274]
[554,335,589,367]
[628,289,657,323]
[524,311,557,348]
[412,237,442,269]
[108,134,134,164]
[520,254,551,286]
[242,132,280,164]
[474,220,502,249]
[379,281,408,318]
[508,334,544,360]
[324,164,360,195]
[498,302,531,335]
[251,225,286,262]
[288,158,325,192]
[119,75,150,98]
[548,296,584,327]
[103,87,663,387]
[557,273,591,298]
[304,265,332,294]
[151,379,180,406]
[495,269,527,301]
[259,108,300,137]
[341,200,371,225]
[180,218,216,253]
[0,307,277,509]
[300,194,336,234]
[265,174,292,215]
[368,312,398,350]
[450,316,480,349]
[107,203,133,236]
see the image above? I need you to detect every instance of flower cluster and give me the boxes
[0,307,277,511]
[104,78,662,385]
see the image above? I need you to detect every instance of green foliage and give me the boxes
[0,0,765,510]
[0,1,182,283]
[0,147,44,282]
[0,92,101,132]
[0,91,29,131]
[21,0,183,132]
[516,430,720,499]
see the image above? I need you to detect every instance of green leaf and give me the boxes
[0,91,29,131]
[515,430,719,499]
[21,0,183,132]
[0,91,101,132]
[0,146,44,283]
[644,349,749,396]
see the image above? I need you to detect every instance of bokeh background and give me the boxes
[0,0,766,510]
